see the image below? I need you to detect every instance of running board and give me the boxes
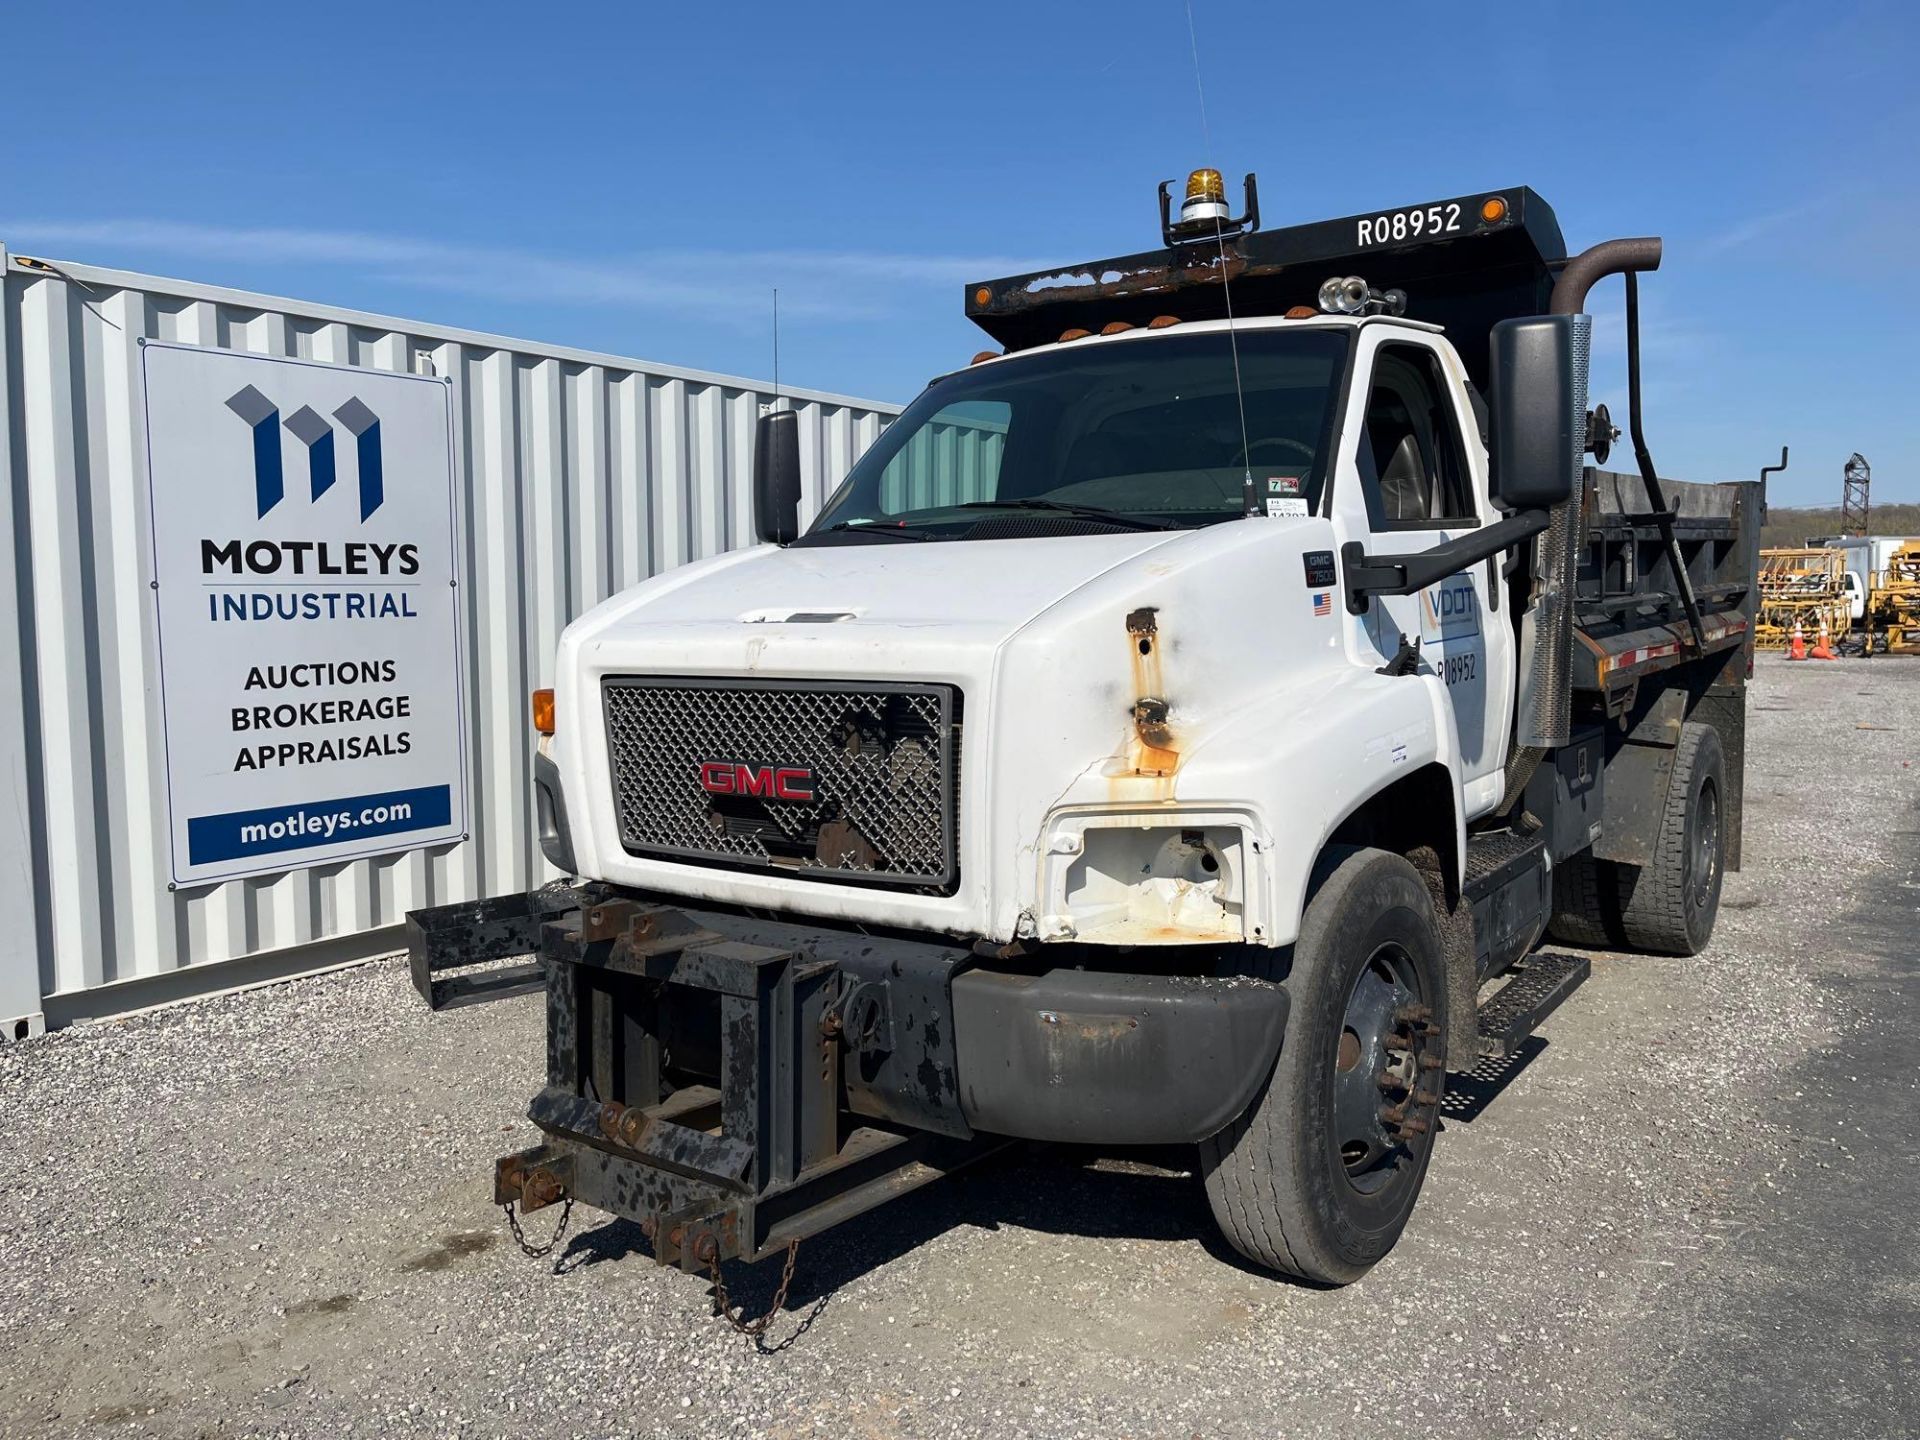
[1474,951,1591,1059]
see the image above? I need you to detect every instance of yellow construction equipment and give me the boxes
[1869,540,1920,653]
[1757,548,1850,650]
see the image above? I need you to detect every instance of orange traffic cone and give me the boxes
[1811,619,1838,660]
[1786,621,1807,661]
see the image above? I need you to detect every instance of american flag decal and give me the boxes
[1312,591,1332,616]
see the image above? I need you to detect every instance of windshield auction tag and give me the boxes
[1264,475,1308,517]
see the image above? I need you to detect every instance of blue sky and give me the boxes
[4,0,1914,506]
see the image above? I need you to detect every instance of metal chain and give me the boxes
[501,1198,573,1259]
[707,1237,801,1337]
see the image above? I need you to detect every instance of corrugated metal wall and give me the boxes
[0,243,897,1026]
[879,414,1006,513]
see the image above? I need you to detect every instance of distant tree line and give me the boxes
[1760,502,1920,552]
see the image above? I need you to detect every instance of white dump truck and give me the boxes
[411,175,1762,1288]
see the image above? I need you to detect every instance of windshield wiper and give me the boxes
[820,521,940,541]
[954,498,1175,531]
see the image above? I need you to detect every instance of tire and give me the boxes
[1547,722,1726,957]
[1617,721,1726,955]
[1200,847,1448,1285]
[1547,850,1627,948]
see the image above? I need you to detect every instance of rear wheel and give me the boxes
[1200,847,1447,1284]
[1547,721,1726,956]
[1617,721,1725,954]
[1547,849,1627,949]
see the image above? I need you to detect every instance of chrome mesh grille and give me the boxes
[602,678,960,889]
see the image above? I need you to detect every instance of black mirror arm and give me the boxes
[1341,510,1551,616]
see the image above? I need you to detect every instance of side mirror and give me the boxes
[1489,315,1583,510]
[753,409,802,544]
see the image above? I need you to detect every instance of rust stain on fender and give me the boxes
[1120,608,1181,790]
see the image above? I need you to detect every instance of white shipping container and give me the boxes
[0,242,901,1034]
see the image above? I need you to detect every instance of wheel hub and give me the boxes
[1329,948,1446,1189]
[1689,778,1721,910]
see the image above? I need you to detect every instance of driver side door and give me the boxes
[1331,331,1513,820]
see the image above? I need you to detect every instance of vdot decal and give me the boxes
[1420,573,1481,643]
[226,385,384,521]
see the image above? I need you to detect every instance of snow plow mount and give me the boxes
[478,894,1010,1265]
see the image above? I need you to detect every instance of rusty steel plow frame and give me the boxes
[427,896,1012,1280]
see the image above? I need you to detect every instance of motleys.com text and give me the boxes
[184,784,453,866]
[239,797,414,846]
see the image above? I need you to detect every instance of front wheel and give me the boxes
[1200,847,1448,1284]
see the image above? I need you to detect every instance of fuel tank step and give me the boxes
[1474,951,1592,1060]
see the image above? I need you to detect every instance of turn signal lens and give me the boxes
[531,688,555,736]
[1185,167,1226,204]
[973,286,992,307]
[1480,195,1508,224]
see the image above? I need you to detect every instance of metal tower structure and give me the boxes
[1841,453,1871,535]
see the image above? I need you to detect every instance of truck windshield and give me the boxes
[804,328,1349,541]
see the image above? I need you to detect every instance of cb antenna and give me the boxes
[1181,0,1255,514]
[771,287,781,409]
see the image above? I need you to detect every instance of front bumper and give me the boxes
[414,888,1288,1260]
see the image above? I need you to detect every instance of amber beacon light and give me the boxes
[531,688,555,736]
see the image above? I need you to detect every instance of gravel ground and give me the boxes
[2,654,1915,1440]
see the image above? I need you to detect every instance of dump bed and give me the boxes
[1569,468,1762,693]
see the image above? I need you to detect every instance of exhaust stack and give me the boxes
[1513,238,1664,753]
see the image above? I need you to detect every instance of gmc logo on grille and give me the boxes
[698,761,816,801]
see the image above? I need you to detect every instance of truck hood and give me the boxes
[565,531,1185,656]
[548,516,1434,950]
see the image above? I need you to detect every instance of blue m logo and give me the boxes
[226,385,384,521]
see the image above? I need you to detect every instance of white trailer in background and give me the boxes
[1815,535,1920,625]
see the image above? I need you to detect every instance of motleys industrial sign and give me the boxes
[140,342,467,884]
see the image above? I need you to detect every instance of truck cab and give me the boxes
[547,307,1511,948]
[422,177,1758,1288]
